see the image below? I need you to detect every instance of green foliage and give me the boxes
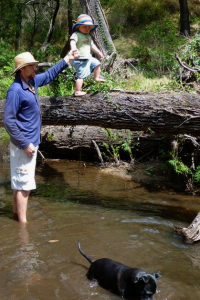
[131,17,184,77]
[0,71,13,100]
[47,133,54,141]
[39,64,117,97]
[177,26,200,82]
[83,72,117,94]
[102,129,121,162]
[0,41,15,99]
[194,165,200,183]
[101,129,134,162]
[120,138,132,155]
[168,157,192,176]
[0,128,10,143]
[0,129,10,154]
[39,66,75,97]
[102,0,179,36]
[145,166,155,175]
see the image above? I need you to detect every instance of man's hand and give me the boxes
[24,143,36,157]
[64,50,76,63]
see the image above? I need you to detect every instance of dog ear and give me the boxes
[133,275,139,283]
[133,272,149,283]
[154,272,162,279]
[134,275,149,283]
[140,275,149,283]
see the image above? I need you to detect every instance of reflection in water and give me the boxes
[1,160,200,299]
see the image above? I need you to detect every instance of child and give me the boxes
[70,14,105,97]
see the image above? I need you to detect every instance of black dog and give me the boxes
[78,242,161,300]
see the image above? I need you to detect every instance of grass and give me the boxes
[113,32,138,58]
[120,73,172,92]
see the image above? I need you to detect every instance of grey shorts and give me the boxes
[72,57,100,79]
[10,142,38,191]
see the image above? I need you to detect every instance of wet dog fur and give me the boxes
[78,242,161,300]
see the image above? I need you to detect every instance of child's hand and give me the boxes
[64,50,74,63]
[72,49,80,59]
[97,51,104,60]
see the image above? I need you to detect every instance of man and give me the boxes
[3,51,73,223]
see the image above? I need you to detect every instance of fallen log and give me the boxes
[40,125,138,161]
[174,212,200,243]
[1,90,200,136]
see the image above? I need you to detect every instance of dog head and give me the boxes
[133,271,161,300]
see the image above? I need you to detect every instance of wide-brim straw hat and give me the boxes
[72,14,98,33]
[12,52,39,74]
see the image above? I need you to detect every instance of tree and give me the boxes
[179,0,190,36]
[14,2,24,51]
[40,0,60,52]
[60,0,73,57]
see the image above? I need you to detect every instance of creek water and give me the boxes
[1,159,200,300]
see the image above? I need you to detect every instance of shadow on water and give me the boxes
[30,160,199,224]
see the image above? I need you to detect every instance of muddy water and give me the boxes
[1,160,200,300]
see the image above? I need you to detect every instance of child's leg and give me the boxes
[93,65,105,82]
[75,78,86,96]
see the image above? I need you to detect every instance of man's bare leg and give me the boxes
[13,190,29,223]
[13,190,18,221]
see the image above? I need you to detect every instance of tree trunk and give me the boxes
[83,0,116,56]
[29,3,38,51]
[1,90,200,136]
[60,0,73,58]
[82,0,117,72]
[15,3,23,51]
[174,212,200,243]
[179,0,190,36]
[41,0,60,52]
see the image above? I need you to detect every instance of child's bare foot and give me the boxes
[74,91,87,97]
[95,76,106,83]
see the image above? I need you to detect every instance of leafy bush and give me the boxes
[0,41,15,99]
[194,165,200,183]
[177,26,200,81]
[40,66,75,96]
[83,71,117,94]
[168,158,192,176]
[131,16,184,77]
[102,0,179,35]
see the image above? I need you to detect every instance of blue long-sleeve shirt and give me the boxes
[3,59,68,149]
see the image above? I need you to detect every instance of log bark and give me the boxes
[174,212,200,243]
[1,90,200,136]
[39,125,171,163]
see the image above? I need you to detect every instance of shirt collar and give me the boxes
[14,76,33,91]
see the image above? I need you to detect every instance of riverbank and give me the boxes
[100,159,186,195]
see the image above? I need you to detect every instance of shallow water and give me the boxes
[1,160,200,300]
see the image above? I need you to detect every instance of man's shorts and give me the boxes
[72,57,100,79]
[10,142,38,191]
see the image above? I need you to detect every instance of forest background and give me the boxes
[1,0,200,193]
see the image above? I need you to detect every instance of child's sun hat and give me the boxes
[72,14,98,32]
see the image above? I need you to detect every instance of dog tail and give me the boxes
[78,241,94,264]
